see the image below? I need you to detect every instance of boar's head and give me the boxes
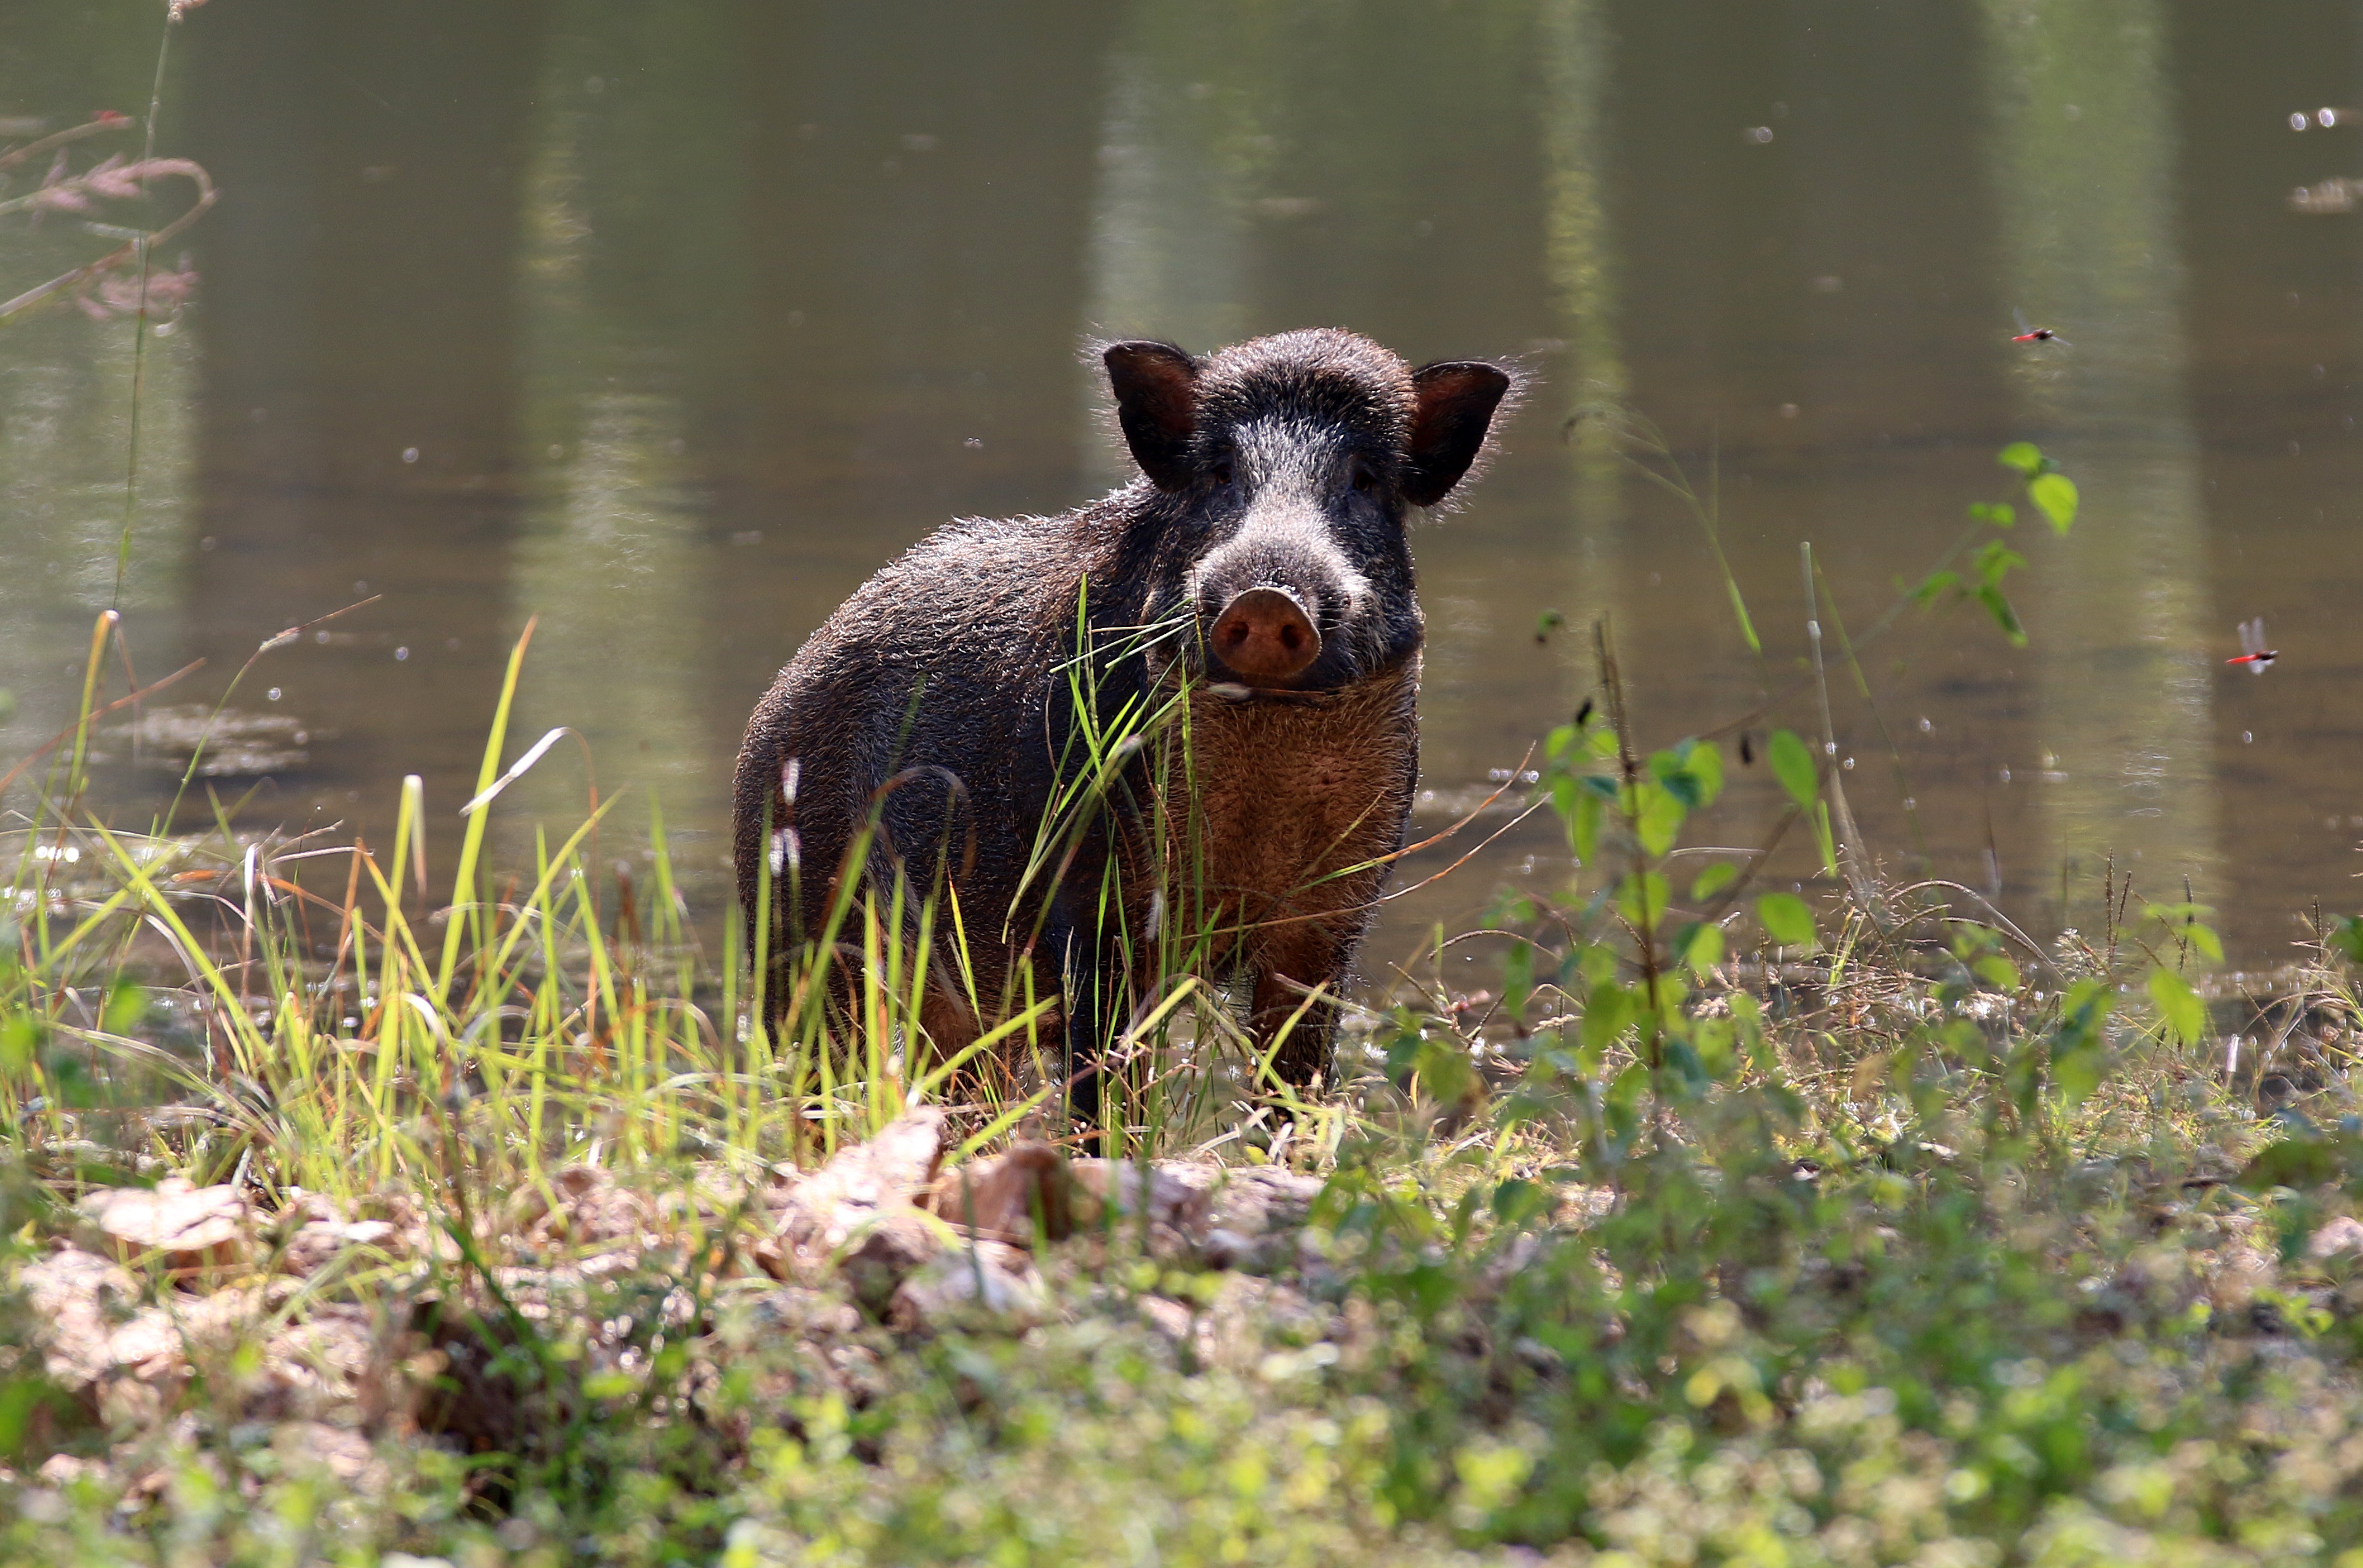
[1101,328,1516,693]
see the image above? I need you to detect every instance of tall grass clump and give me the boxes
[1,610,1062,1206]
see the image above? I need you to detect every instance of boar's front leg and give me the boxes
[1246,920,1362,1089]
[1045,901,1132,1133]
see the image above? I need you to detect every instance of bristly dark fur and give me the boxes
[1084,331,1529,512]
[734,328,1518,1120]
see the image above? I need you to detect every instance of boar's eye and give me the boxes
[1349,464,1377,495]
[1210,459,1236,486]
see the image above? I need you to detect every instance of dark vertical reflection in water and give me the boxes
[2173,0,2363,961]
[720,1,1115,534]
[497,5,752,846]
[178,1,549,830]
[1535,0,1624,705]
[1980,0,2214,944]
[1604,0,2021,897]
[672,0,1120,873]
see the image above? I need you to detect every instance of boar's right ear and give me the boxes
[1104,340,1201,490]
[1405,361,1514,507]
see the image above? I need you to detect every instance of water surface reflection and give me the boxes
[5,0,2362,969]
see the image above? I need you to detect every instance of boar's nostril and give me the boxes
[1209,587,1322,682]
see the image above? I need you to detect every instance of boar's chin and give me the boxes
[1197,643,1367,700]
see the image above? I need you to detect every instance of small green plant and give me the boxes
[1908,440,2080,646]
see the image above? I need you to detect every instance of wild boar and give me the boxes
[734,328,1515,1118]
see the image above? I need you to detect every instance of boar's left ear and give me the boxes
[1104,340,1201,491]
[1404,361,1513,507]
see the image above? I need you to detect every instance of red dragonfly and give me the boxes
[2012,308,2070,347]
[2228,617,2278,673]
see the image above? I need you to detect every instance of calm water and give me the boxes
[5,1,2363,972]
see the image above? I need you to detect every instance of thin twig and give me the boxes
[0,116,127,173]
[0,161,214,322]
[158,596,381,835]
[1801,542,1891,932]
[0,658,204,801]
[115,17,180,609]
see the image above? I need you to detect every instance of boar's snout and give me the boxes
[1208,586,1322,683]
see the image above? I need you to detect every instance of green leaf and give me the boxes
[2052,1040,2104,1108]
[1693,1015,1735,1080]
[1413,1033,1479,1105]
[2028,471,2078,533]
[1997,441,2044,478]
[1576,942,1617,987]
[2331,916,2363,966]
[1501,942,1535,1022]
[1635,782,1686,856]
[1580,979,1632,1054]
[0,1015,38,1077]
[1550,772,1580,827]
[1661,1035,1709,1096]
[1969,500,2016,529]
[1571,789,1603,864]
[2057,978,2114,1052]
[2147,968,2206,1045]
[1973,954,2021,990]
[1383,1019,1427,1078]
[1756,892,1817,949]
[1650,748,1702,807]
[1677,919,1725,978]
[1724,578,1762,655]
[0,1378,46,1456]
[1618,871,1670,932]
[1690,861,1739,902]
[2049,983,2114,1108]
[2184,922,2224,965]
[1973,584,2027,646]
[1972,540,2028,587]
[102,978,146,1037]
[1767,730,1817,812]
[1682,739,1724,807]
[1913,569,1962,607]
